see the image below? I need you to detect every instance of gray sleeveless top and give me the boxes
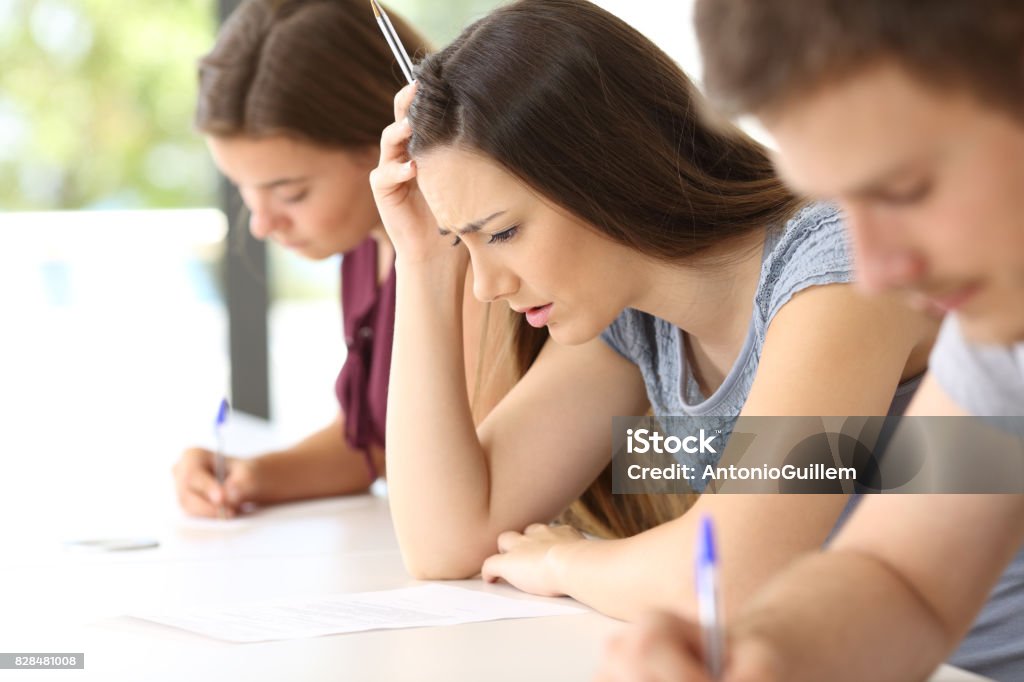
[599,202,1020,681]
[601,202,921,461]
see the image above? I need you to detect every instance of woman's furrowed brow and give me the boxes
[438,210,506,237]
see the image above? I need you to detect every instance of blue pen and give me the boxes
[696,515,725,679]
[214,397,230,519]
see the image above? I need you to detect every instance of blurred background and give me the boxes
[0,0,699,541]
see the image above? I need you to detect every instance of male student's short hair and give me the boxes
[694,0,1024,119]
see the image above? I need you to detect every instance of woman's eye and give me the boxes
[283,190,309,204]
[487,225,519,244]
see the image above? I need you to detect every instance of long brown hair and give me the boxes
[195,0,429,144]
[408,0,801,262]
[408,0,802,537]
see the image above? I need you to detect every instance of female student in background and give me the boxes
[171,0,521,516]
[370,0,937,621]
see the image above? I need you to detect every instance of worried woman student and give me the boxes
[371,0,936,620]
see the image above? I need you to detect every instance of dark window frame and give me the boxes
[219,0,270,419]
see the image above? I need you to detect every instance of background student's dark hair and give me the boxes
[407,0,800,535]
[195,0,428,144]
[194,0,433,281]
[694,0,1024,119]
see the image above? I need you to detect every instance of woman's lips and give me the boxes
[524,303,553,327]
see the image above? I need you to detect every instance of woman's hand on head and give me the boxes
[172,448,261,518]
[370,82,458,269]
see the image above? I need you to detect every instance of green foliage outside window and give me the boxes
[0,0,500,212]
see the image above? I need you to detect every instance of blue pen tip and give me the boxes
[216,398,230,426]
[699,515,716,564]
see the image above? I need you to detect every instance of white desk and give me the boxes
[0,413,990,681]
[0,494,990,682]
[0,495,608,682]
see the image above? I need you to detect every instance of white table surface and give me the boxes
[0,415,990,682]
[0,494,615,682]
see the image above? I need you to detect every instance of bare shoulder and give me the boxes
[748,284,938,415]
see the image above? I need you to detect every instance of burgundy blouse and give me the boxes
[335,237,396,481]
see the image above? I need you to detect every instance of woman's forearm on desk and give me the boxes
[252,415,383,503]
[541,493,847,622]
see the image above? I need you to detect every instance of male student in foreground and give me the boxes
[595,1,1024,681]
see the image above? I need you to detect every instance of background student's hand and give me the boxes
[172,447,260,518]
[481,523,586,597]
[369,81,452,267]
[595,612,784,682]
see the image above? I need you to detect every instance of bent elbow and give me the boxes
[401,552,482,581]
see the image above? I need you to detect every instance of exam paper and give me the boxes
[130,584,585,642]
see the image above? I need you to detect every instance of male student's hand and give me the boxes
[594,611,784,682]
[172,447,259,517]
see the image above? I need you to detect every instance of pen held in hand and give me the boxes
[214,397,230,520]
[696,515,725,679]
[370,0,415,84]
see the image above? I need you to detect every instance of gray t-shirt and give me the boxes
[601,201,922,480]
[931,314,1024,432]
[929,314,1024,681]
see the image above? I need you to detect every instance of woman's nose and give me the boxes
[471,256,518,303]
[247,204,279,240]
